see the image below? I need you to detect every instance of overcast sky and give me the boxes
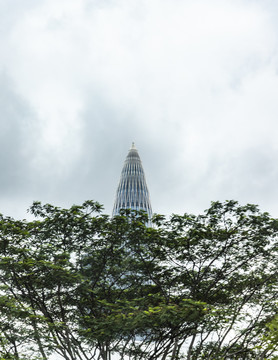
[1,0,278,219]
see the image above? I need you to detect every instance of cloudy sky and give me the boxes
[1,0,278,219]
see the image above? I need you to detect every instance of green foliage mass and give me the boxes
[0,200,277,359]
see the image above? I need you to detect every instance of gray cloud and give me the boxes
[0,73,43,218]
[1,0,278,219]
[0,73,34,193]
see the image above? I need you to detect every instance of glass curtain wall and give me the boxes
[112,143,152,222]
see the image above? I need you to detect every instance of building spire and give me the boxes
[112,144,152,223]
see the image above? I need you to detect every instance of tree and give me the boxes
[0,200,277,359]
[260,315,278,359]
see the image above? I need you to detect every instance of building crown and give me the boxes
[112,143,152,222]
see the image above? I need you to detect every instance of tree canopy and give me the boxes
[0,200,277,359]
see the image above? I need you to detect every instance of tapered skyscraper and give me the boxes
[112,143,152,220]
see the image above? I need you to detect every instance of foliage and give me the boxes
[0,200,277,359]
[260,315,278,359]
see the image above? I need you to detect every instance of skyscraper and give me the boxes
[112,143,152,221]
